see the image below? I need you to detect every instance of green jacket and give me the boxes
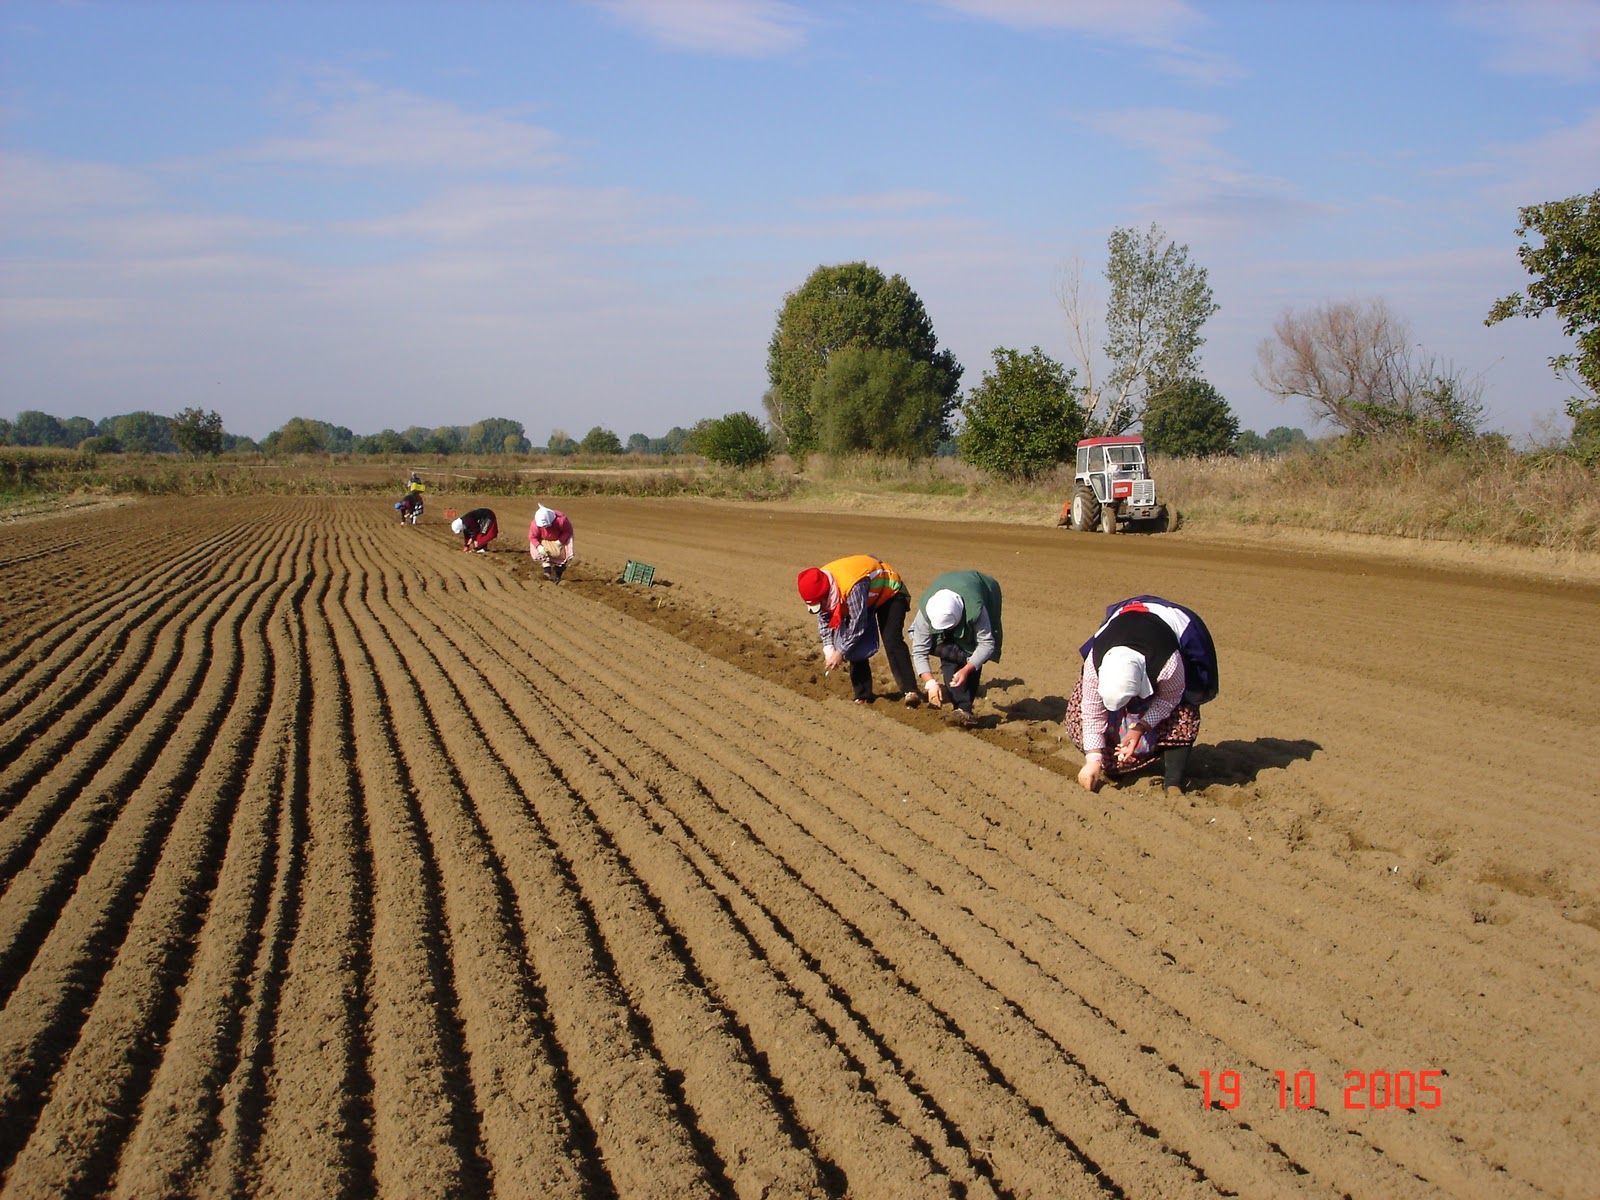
[918,570,1003,661]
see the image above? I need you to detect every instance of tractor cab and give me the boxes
[1059,435,1168,533]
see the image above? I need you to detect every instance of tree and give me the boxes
[1060,224,1218,435]
[698,412,773,467]
[105,411,176,453]
[360,429,416,455]
[958,346,1083,480]
[811,347,949,457]
[170,407,225,457]
[1263,426,1309,455]
[11,410,67,447]
[1141,379,1238,458]
[62,416,96,445]
[1255,298,1484,443]
[626,432,651,454]
[547,429,576,456]
[657,426,691,455]
[266,417,327,456]
[579,426,623,455]
[1485,188,1600,451]
[423,426,462,456]
[766,262,961,457]
[463,417,529,455]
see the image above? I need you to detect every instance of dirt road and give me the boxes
[1,495,1596,1199]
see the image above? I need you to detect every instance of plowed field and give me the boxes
[2,494,1596,1199]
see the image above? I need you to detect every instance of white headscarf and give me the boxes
[451,517,465,535]
[1098,645,1153,711]
[925,589,965,631]
[535,505,555,528]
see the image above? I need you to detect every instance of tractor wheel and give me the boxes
[1069,487,1100,532]
[1100,500,1118,534]
[1149,506,1170,534]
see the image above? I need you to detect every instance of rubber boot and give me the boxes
[1162,746,1191,792]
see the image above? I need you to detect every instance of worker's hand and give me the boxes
[923,678,944,708]
[823,647,844,672]
[950,664,974,689]
[1077,756,1106,792]
[1116,722,1147,762]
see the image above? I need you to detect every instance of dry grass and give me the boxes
[5,442,1597,554]
[1158,442,1600,553]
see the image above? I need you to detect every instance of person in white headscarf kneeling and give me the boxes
[1065,596,1219,794]
[529,504,575,582]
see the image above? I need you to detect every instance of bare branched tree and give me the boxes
[1256,297,1484,443]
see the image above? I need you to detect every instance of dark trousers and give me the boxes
[934,643,981,714]
[847,592,919,700]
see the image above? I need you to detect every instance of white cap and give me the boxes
[535,505,555,528]
[1098,645,1153,711]
[925,589,964,631]
[451,517,465,535]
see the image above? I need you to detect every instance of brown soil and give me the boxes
[1,494,1596,1199]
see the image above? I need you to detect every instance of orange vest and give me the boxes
[823,555,904,610]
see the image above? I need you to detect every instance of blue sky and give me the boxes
[2,0,1597,444]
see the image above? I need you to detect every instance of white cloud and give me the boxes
[342,183,670,246]
[245,75,562,172]
[1078,108,1325,239]
[925,0,1200,40]
[924,0,1240,83]
[797,190,960,213]
[0,153,155,225]
[1454,0,1600,79]
[1477,107,1600,207]
[589,0,810,56]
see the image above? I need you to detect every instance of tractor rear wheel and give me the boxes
[1069,487,1100,532]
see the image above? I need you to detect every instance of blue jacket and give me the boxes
[1080,595,1218,706]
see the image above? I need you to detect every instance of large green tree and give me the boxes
[697,411,773,467]
[464,417,529,455]
[765,262,961,456]
[170,407,225,457]
[958,346,1083,480]
[11,410,68,447]
[811,347,950,457]
[1141,379,1238,458]
[1485,188,1600,455]
[107,410,177,453]
[579,426,624,455]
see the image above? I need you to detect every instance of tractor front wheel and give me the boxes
[1100,500,1118,534]
[1070,487,1100,532]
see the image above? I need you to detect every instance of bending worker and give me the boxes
[796,555,921,707]
[396,471,425,523]
[451,508,498,553]
[529,504,575,582]
[908,569,1003,726]
[1066,595,1219,793]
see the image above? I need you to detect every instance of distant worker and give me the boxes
[909,570,1003,726]
[529,504,576,582]
[1066,595,1219,794]
[796,555,921,707]
[451,508,498,553]
[395,472,425,523]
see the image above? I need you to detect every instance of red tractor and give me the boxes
[1057,435,1170,533]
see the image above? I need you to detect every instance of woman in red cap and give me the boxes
[797,555,921,707]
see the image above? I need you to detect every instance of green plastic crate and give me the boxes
[621,559,656,586]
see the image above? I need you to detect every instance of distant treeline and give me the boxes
[0,410,699,457]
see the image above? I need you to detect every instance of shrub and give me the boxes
[698,412,774,468]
